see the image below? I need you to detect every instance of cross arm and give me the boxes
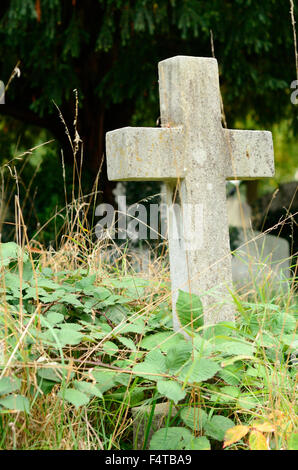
[225,129,275,180]
[106,126,185,181]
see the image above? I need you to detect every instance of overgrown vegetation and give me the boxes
[0,229,297,450]
[0,0,297,448]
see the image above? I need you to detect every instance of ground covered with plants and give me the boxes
[0,240,297,450]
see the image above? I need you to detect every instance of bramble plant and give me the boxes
[0,240,297,450]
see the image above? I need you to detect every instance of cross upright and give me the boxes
[106,56,275,330]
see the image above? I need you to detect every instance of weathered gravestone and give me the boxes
[106,56,275,330]
[226,190,290,287]
[232,228,290,288]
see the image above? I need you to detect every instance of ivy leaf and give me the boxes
[176,290,203,334]
[0,395,30,413]
[157,380,186,404]
[180,406,208,431]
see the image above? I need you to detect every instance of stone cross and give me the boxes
[106,56,275,330]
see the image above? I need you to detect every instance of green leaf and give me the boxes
[203,322,236,339]
[218,365,242,385]
[213,338,255,356]
[157,380,186,404]
[180,406,208,431]
[74,381,103,399]
[91,286,111,299]
[37,378,56,395]
[246,365,267,378]
[288,433,298,450]
[0,242,28,267]
[24,286,49,300]
[37,365,73,383]
[61,294,83,308]
[91,369,117,393]
[59,323,83,331]
[106,304,128,323]
[102,341,119,355]
[149,427,193,450]
[114,319,145,335]
[0,395,30,413]
[176,290,203,334]
[37,368,62,383]
[269,312,296,335]
[34,279,63,291]
[75,274,96,290]
[237,395,259,410]
[255,331,278,348]
[57,329,84,346]
[0,376,21,395]
[165,343,192,374]
[193,334,214,356]
[187,436,211,450]
[141,331,185,352]
[179,357,220,383]
[59,388,90,408]
[46,312,64,325]
[4,273,25,297]
[117,336,136,351]
[204,415,235,441]
[209,385,240,403]
[132,350,167,381]
[282,334,298,349]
